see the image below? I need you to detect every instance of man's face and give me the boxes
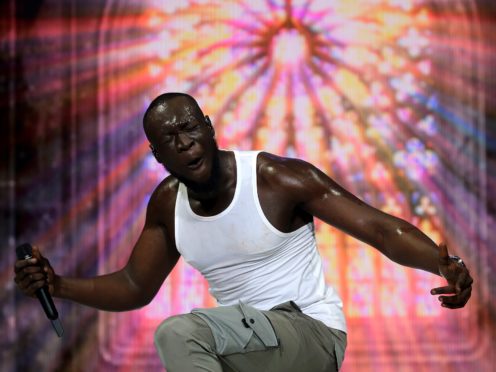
[146,97,218,186]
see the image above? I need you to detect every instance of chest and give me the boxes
[188,180,308,234]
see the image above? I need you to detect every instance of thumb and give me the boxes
[31,245,43,261]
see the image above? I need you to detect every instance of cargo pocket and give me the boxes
[192,302,279,356]
[238,302,279,350]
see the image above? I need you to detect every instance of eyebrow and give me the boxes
[159,119,197,136]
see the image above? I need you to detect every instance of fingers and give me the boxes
[33,245,53,274]
[14,262,43,282]
[19,271,45,288]
[436,271,469,294]
[43,264,56,295]
[437,286,472,309]
[32,245,43,260]
[431,285,456,295]
[455,271,467,293]
[431,267,473,309]
[15,267,48,296]
[32,246,50,271]
[14,246,49,297]
[14,257,38,272]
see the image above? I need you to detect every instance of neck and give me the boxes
[185,150,234,201]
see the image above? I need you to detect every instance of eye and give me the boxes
[185,123,200,132]
[161,134,174,144]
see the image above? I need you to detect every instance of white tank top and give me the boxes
[174,151,346,332]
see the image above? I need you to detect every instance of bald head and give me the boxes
[143,92,205,142]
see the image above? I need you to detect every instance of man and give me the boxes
[15,92,473,371]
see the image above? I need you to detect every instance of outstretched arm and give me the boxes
[14,180,180,311]
[53,219,179,311]
[265,154,472,309]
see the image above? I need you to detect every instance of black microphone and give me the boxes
[16,243,64,337]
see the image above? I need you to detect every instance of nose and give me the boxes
[175,132,194,152]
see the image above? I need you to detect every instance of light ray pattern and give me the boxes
[94,0,490,370]
[2,0,494,371]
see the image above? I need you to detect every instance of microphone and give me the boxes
[16,243,64,337]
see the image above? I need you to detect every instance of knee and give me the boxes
[154,314,199,347]
[154,314,220,371]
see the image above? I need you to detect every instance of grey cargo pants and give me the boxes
[154,301,347,372]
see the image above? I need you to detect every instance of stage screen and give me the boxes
[1,0,494,371]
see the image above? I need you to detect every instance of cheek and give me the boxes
[198,134,217,149]
[155,150,176,167]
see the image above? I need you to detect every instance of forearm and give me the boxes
[54,270,149,311]
[379,220,440,276]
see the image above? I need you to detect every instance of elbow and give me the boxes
[137,292,154,308]
[134,299,151,310]
[121,269,155,309]
[123,289,153,310]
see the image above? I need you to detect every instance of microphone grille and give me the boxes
[16,243,33,259]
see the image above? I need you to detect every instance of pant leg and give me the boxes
[154,313,223,372]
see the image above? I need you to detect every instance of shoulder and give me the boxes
[150,175,180,201]
[256,151,323,201]
[257,151,320,182]
[146,175,180,222]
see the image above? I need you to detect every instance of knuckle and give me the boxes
[34,281,44,289]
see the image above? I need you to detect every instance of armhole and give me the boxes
[174,182,185,253]
[251,152,306,237]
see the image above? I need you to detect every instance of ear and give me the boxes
[205,115,215,137]
[149,144,162,163]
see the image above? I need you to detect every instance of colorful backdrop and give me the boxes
[1,0,495,371]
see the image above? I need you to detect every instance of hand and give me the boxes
[14,246,57,297]
[430,243,473,309]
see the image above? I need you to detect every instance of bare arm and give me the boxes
[54,223,179,311]
[15,179,180,311]
[300,164,440,275]
[259,153,472,308]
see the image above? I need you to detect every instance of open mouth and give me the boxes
[187,157,203,169]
